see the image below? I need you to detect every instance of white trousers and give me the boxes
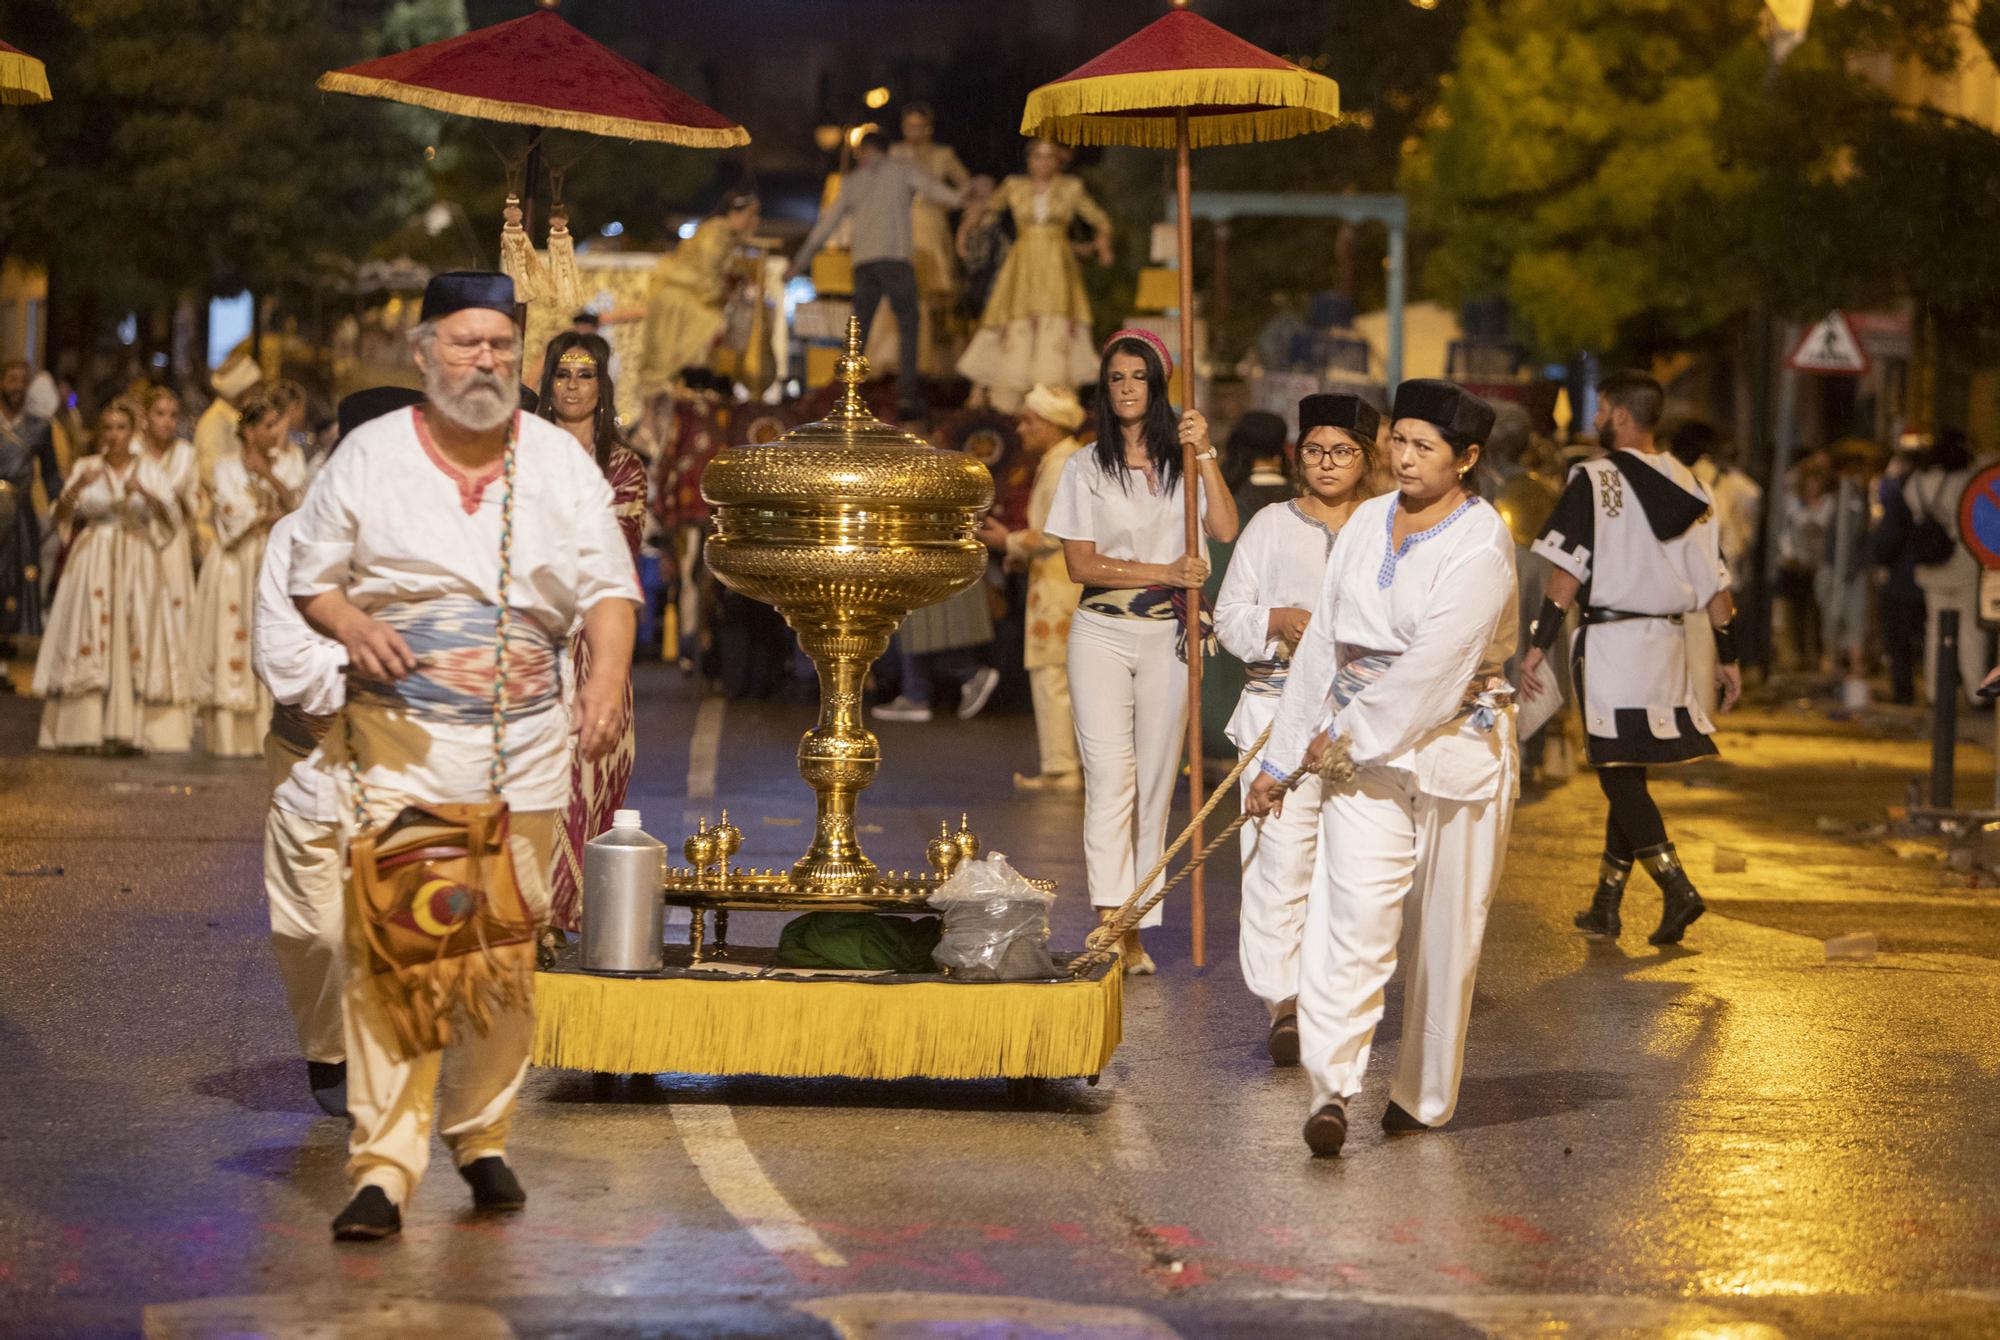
[340,785,555,1208]
[1068,612,1186,928]
[1237,749,1322,1013]
[264,799,346,1064]
[1029,662,1080,777]
[1300,764,1515,1125]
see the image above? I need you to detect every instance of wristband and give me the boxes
[1712,619,1739,666]
[1195,449,1216,462]
[1529,596,1566,652]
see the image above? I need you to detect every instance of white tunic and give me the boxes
[254,509,346,823]
[1530,450,1728,742]
[1044,447,1209,564]
[1215,500,1342,751]
[1265,492,1517,802]
[193,444,307,717]
[286,408,640,810]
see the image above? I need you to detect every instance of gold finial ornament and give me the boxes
[926,821,964,879]
[953,813,981,863]
[833,315,869,422]
[697,320,994,906]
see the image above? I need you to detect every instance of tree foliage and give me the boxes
[1405,0,2000,362]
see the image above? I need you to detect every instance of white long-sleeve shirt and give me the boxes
[1215,500,1343,751]
[1264,491,1518,803]
[286,407,640,809]
[254,509,346,822]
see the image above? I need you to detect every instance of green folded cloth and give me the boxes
[774,911,943,973]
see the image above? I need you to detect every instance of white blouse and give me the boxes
[1264,491,1518,802]
[1044,446,1209,568]
[1215,500,1342,666]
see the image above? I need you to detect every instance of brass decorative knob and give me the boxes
[926,821,964,879]
[953,813,981,863]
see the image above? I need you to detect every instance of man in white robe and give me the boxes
[289,273,639,1241]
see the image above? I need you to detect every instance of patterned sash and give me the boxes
[345,594,560,725]
[1334,652,1514,732]
[1243,661,1288,698]
[1079,585,1217,663]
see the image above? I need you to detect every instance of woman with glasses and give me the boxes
[1214,394,1378,1066]
[1245,379,1516,1157]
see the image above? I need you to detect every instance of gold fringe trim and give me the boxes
[1021,67,1339,150]
[316,71,750,149]
[533,967,1123,1080]
[0,50,51,106]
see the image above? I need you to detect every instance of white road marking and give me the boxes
[687,696,726,799]
[670,1104,847,1267]
[1107,1082,1162,1171]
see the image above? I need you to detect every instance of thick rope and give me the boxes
[1069,721,1340,977]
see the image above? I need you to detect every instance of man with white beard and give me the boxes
[287,272,640,1241]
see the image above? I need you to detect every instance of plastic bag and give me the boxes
[928,852,1057,981]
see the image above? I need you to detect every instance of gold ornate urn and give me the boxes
[677,318,994,914]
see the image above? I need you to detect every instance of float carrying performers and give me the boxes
[1246,379,1517,1157]
[1521,369,1739,947]
[1215,393,1377,1066]
[289,272,639,1242]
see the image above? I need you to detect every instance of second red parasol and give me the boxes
[1021,0,1340,967]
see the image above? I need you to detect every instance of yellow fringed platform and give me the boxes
[533,961,1122,1081]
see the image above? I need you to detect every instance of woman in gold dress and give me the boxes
[889,103,971,377]
[637,191,760,401]
[956,139,1113,412]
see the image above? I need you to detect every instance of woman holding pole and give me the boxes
[1045,330,1237,973]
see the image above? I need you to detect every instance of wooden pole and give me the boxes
[1175,107,1205,968]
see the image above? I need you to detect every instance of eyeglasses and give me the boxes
[1299,443,1364,466]
[437,336,521,365]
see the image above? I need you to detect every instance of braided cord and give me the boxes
[490,421,518,799]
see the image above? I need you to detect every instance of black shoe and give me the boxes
[1573,853,1631,939]
[1267,1013,1301,1067]
[307,1060,347,1118]
[1638,842,1706,945]
[1381,1101,1429,1135]
[459,1156,526,1212]
[1302,1101,1348,1157]
[331,1186,401,1242]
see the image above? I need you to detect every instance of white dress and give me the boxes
[137,439,199,751]
[33,455,192,750]
[1214,500,1343,1011]
[193,443,306,756]
[1263,491,1518,1125]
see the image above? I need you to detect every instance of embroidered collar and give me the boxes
[1377,494,1478,589]
[1287,499,1346,555]
[414,406,514,516]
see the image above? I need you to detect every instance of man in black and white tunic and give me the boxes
[1520,370,1739,946]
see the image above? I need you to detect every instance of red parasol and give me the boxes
[1023,1,1339,966]
[317,8,746,148]
[0,39,51,106]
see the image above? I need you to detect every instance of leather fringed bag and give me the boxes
[345,424,541,1059]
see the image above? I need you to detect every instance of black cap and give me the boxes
[420,270,515,322]
[1297,393,1381,444]
[1391,379,1496,444]
[335,386,424,443]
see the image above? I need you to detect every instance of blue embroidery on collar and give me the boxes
[1377,495,1478,589]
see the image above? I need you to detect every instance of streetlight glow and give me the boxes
[864,86,891,109]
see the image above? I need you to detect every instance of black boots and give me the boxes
[1637,842,1705,945]
[1573,854,1631,938]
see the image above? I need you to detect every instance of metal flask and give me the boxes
[581,809,667,974]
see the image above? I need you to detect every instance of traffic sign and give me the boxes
[1787,311,1871,375]
[1957,462,2000,570]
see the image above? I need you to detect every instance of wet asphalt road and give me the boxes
[0,664,1997,1338]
